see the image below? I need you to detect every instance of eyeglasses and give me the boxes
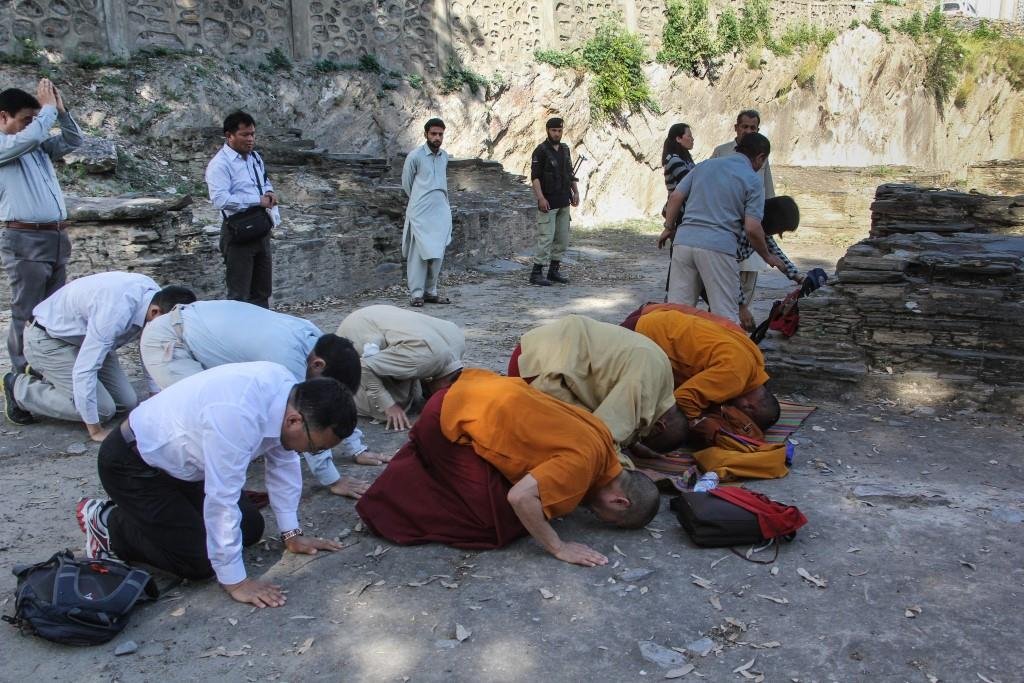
[296,414,318,457]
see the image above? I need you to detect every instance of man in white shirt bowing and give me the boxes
[140,299,388,499]
[77,362,353,609]
[2,271,195,440]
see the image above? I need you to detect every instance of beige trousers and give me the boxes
[666,245,741,323]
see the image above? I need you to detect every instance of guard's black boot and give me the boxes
[529,263,552,286]
[547,260,569,284]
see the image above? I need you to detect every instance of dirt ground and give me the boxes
[1,222,1022,683]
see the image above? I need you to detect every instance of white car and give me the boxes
[942,0,978,16]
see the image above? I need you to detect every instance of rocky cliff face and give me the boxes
[293,27,1024,221]
[2,26,1021,225]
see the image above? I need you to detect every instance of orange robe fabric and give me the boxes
[633,309,770,419]
[440,369,622,519]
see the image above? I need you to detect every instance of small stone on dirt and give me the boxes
[617,568,655,582]
[638,641,687,668]
[686,637,715,657]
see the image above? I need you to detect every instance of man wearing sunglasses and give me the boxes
[76,362,356,609]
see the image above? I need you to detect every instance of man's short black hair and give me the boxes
[0,88,41,116]
[546,117,564,129]
[223,110,256,134]
[150,286,197,314]
[424,117,445,132]
[737,109,761,125]
[736,132,771,159]
[762,196,800,236]
[292,377,357,441]
[313,334,360,393]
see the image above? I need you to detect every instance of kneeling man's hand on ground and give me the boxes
[354,450,394,466]
[329,476,370,499]
[285,534,344,555]
[86,423,110,443]
[384,404,413,431]
[223,578,286,609]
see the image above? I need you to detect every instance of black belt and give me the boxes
[5,220,68,231]
[28,318,47,334]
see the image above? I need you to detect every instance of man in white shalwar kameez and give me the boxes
[401,118,453,307]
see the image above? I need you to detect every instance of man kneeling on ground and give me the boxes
[623,304,780,437]
[337,304,465,431]
[356,368,661,566]
[140,298,381,499]
[2,271,195,440]
[507,314,687,464]
[76,362,355,608]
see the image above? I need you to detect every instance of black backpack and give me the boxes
[3,550,158,645]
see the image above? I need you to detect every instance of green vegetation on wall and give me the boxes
[656,0,835,81]
[657,0,720,74]
[583,21,659,120]
[533,20,657,122]
[872,8,1024,110]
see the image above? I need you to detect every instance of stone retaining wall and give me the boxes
[764,183,1024,416]
[0,132,536,308]
[2,0,923,72]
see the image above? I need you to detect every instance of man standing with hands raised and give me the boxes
[0,78,82,391]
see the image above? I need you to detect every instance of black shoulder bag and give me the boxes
[223,151,273,245]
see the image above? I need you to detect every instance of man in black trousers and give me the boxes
[205,111,279,308]
[77,362,354,609]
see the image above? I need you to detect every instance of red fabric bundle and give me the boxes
[709,487,807,539]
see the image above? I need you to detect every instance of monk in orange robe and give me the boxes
[356,369,660,566]
[623,304,779,431]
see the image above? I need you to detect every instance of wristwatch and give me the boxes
[280,528,304,542]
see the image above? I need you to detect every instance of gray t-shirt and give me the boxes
[672,154,765,256]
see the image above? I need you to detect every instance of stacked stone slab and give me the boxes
[0,129,535,308]
[764,183,1024,416]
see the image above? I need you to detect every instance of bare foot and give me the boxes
[329,477,369,499]
[354,450,393,466]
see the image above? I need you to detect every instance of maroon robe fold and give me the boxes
[355,387,528,550]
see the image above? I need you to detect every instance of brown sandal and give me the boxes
[423,294,451,304]
[410,297,424,307]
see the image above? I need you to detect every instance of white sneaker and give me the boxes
[76,497,117,560]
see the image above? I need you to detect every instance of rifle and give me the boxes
[572,153,585,178]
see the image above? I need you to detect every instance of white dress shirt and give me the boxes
[176,300,368,474]
[128,362,302,585]
[33,271,159,424]
[205,143,281,226]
